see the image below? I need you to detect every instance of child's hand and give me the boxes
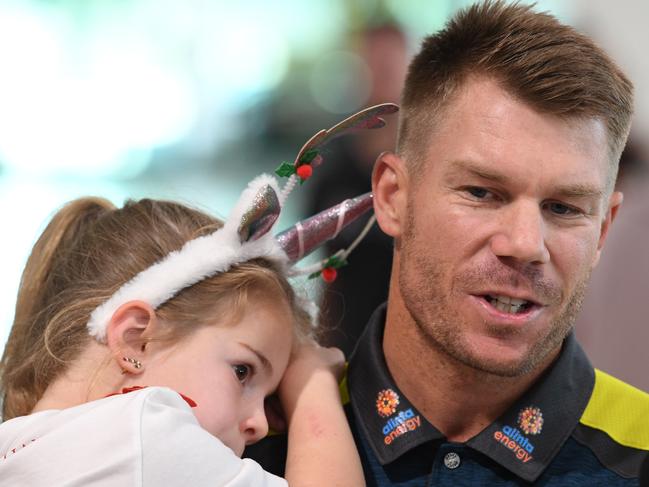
[278,341,345,419]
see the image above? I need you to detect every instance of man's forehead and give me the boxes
[416,80,612,184]
[420,77,608,142]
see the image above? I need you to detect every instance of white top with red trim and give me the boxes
[0,386,286,486]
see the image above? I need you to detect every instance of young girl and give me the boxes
[0,176,366,486]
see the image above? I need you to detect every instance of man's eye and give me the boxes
[233,364,251,383]
[466,187,490,199]
[546,202,580,217]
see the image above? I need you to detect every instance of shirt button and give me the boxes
[444,452,461,470]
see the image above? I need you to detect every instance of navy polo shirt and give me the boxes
[245,304,649,485]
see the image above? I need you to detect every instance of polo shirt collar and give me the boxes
[347,303,595,483]
[347,304,444,465]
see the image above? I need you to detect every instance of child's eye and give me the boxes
[233,364,252,383]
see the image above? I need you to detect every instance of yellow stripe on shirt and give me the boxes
[580,369,649,450]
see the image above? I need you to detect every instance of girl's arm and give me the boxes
[279,343,365,487]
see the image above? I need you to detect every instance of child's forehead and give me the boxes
[219,298,295,338]
[205,283,292,322]
[182,309,294,361]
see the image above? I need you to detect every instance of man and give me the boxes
[247,2,649,484]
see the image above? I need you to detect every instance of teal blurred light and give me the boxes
[0,0,315,348]
[0,2,199,178]
[310,50,372,114]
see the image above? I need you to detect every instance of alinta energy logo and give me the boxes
[493,406,544,464]
[376,389,400,417]
[518,406,544,435]
[375,389,422,445]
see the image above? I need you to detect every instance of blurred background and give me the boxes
[0,1,647,390]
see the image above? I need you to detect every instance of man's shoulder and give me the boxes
[579,369,649,451]
[571,369,649,480]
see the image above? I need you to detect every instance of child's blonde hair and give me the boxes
[1,197,311,420]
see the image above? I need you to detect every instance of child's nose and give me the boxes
[241,407,269,445]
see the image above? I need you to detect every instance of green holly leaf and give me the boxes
[324,256,348,269]
[275,162,296,178]
[299,149,319,164]
[308,271,322,279]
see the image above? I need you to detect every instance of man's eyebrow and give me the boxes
[448,160,604,198]
[448,160,509,184]
[239,342,272,375]
[553,184,604,199]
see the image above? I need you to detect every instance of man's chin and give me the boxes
[448,336,539,377]
[464,355,535,377]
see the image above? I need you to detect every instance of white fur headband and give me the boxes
[87,175,285,341]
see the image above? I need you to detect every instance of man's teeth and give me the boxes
[488,294,530,314]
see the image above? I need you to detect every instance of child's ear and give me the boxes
[105,300,157,375]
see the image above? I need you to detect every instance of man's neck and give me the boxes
[383,301,558,443]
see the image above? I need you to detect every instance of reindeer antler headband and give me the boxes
[87,103,398,342]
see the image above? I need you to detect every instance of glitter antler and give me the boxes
[276,103,399,205]
[271,103,399,282]
[276,193,373,262]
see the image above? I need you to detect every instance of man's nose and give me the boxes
[241,404,269,446]
[489,200,550,265]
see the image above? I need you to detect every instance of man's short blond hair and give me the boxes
[398,1,634,182]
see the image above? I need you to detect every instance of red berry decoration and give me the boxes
[296,164,313,180]
[321,267,337,283]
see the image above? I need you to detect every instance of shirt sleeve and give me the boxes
[139,388,287,487]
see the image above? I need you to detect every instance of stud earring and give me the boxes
[122,356,142,369]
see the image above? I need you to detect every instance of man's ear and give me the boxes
[592,191,623,268]
[372,151,408,238]
[105,300,157,375]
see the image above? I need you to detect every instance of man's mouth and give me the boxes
[483,294,535,315]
